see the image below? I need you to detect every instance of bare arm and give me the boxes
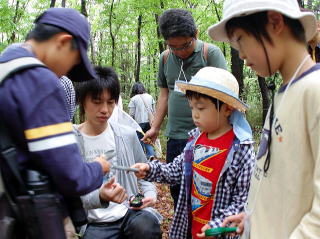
[142,87,168,142]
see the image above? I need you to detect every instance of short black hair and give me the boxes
[159,9,197,40]
[130,82,146,97]
[226,11,306,45]
[185,90,223,111]
[26,23,78,49]
[76,66,120,120]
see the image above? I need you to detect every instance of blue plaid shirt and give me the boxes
[146,128,256,239]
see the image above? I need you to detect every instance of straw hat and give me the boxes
[208,0,317,43]
[176,67,248,112]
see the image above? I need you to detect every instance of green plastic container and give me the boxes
[205,227,237,236]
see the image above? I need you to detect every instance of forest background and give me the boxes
[1,0,319,142]
[1,1,319,237]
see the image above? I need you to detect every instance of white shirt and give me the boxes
[81,125,127,223]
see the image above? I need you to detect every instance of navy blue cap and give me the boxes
[36,8,96,82]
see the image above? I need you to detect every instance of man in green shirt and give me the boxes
[142,9,227,210]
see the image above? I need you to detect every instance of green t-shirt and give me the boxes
[158,40,227,139]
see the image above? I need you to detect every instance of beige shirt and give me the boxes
[245,67,320,239]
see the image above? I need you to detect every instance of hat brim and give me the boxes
[208,6,316,43]
[176,81,248,112]
[67,41,96,82]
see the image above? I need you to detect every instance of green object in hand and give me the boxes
[205,227,237,236]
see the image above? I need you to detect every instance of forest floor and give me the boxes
[154,182,174,239]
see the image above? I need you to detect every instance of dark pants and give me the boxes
[83,209,161,239]
[166,138,188,211]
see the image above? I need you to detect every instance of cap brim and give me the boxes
[177,81,248,112]
[67,42,96,82]
[208,7,316,42]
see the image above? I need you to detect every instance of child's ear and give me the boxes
[224,105,234,117]
[267,11,284,35]
[55,33,73,49]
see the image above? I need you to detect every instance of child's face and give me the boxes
[188,96,231,137]
[84,89,116,127]
[230,28,276,77]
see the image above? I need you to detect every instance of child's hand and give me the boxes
[131,163,150,179]
[221,212,246,236]
[130,196,156,210]
[197,223,215,238]
[99,176,127,204]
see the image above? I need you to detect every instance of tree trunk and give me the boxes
[61,0,66,7]
[134,15,142,82]
[257,76,270,123]
[212,0,226,56]
[230,48,244,97]
[108,0,115,66]
[81,0,88,17]
[297,0,304,8]
[155,14,165,53]
[9,0,20,43]
[155,0,165,53]
[50,0,56,7]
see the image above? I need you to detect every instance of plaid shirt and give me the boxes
[146,128,256,239]
[59,75,76,121]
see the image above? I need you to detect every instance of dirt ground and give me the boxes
[154,182,174,239]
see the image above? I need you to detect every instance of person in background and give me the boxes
[142,9,227,210]
[129,82,156,161]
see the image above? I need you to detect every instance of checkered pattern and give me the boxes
[146,128,255,239]
[59,76,76,120]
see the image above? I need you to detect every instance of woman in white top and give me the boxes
[128,82,155,160]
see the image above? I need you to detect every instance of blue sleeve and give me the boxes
[2,67,103,196]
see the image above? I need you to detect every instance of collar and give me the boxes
[187,123,254,145]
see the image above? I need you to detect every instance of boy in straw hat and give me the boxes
[204,0,320,238]
[132,66,255,239]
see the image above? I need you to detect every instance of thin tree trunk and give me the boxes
[9,0,20,43]
[257,76,270,123]
[155,14,165,53]
[212,0,226,56]
[134,15,142,82]
[108,0,115,66]
[155,0,165,53]
[231,48,244,97]
[50,0,56,7]
[81,0,88,17]
[297,0,304,8]
[61,0,66,7]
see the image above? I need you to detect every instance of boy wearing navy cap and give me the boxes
[0,7,124,238]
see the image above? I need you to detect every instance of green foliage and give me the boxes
[1,0,319,143]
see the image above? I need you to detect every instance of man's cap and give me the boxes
[208,0,317,43]
[36,7,95,82]
[176,67,248,112]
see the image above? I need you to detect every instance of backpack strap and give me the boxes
[0,57,45,84]
[163,49,170,65]
[203,42,208,63]
[0,56,46,195]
